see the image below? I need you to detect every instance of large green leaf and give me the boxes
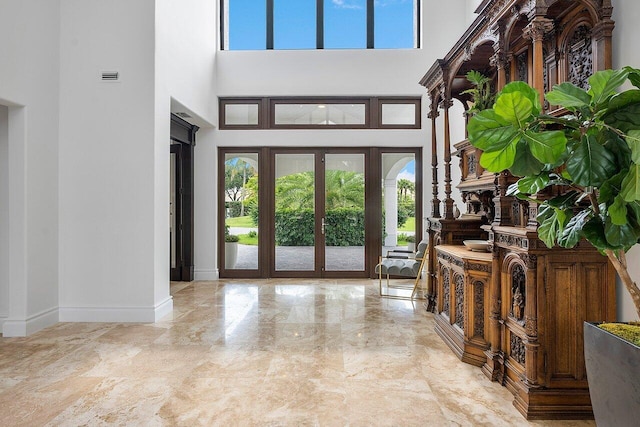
[626,130,640,163]
[523,130,567,164]
[510,140,544,176]
[603,102,640,133]
[479,142,518,172]
[627,67,640,89]
[547,190,580,209]
[621,164,640,202]
[604,90,640,118]
[517,174,550,195]
[565,135,617,187]
[494,92,533,127]
[558,209,591,248]
[628,201,640,225]
[546,82,592,109]
[608,195,628,226]
[467,109,519,151]
[537,207,568,249]
[500,81,542,115]
[599,170,628,204]
[605,218,638,250]
[582,216,610,252]
[600,129,632,167]
[537,203,555,222]
[589,69,629,105]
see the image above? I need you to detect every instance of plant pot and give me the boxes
[584,322,640,426]
[407,242,415,252]
[225,241,238,269]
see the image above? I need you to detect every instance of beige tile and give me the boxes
[0,279,596,426]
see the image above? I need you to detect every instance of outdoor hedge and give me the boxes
[275,207,365,246]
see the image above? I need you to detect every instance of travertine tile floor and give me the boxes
[0,279,595,426]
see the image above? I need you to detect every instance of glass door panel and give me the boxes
[224,153,259,270]
[324,153,365,272]
[274,153,315,271]
[381,153,417,255]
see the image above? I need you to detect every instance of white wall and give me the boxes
[613,1,640,321]
[466,0,483,24]
[0,105,8,327]
[0,1,61,336]
[156,0,218,282]
[58,0,162,322]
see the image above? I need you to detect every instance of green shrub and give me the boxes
[275,209,315,246]
[274,207,365,246]
[325,208,365,246]
[225,201,242,218]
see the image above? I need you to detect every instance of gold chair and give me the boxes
[375,240,428,300]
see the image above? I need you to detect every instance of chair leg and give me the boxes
[411,256,427,300]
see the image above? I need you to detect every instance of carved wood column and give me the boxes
[522,254,541,389]
[492,171,513,226]
[491,22,507,91]
[426,93,441,312]
[441,93,454,220]
[592,11,615,71]
[483,236,504,382]
[523,17,554,109]
[490,50,507,91]
[429,97,441,219]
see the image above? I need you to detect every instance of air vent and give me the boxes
[101,71,119,82]
[174,112,192,119]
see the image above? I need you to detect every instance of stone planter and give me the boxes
[225,241,238,269]
[584,322,640,426]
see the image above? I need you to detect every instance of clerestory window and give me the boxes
[221,0,419,50]
[219,97,421,129]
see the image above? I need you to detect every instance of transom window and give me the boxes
[221,0,419,50]
[220,97,421,129]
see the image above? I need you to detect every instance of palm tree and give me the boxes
[225,158,256,216]
[397,178,414,202]
[275,170,365,210]
[324,170,364,209]
[275,171,315,210]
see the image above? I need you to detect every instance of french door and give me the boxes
[219,147,421,279]
[272,149,367,277]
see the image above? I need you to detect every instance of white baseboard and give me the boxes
[194,268,219,281]
[154,296,173,321]
[59,297,173,323]
[2,306,59,337]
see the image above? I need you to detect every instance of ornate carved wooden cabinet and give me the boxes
[486,227,615,418]
[420,0,617,420]
[435,245,492,367]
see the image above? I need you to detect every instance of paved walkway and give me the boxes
[233,244,407,271]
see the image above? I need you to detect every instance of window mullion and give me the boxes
[367,0,374,49]
[267,0,274,49]
[317,0,324,49]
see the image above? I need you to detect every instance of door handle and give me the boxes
[321,217,325,235]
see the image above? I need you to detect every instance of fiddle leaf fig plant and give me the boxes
[467,67,640,319]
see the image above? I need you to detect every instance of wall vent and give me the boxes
[101,71,119,82]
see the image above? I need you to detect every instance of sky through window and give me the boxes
[225,0,416,50]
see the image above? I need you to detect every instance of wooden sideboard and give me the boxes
[435,245,491,367]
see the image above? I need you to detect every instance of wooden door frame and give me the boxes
[217,146,422,279]
[170,114,198,282]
